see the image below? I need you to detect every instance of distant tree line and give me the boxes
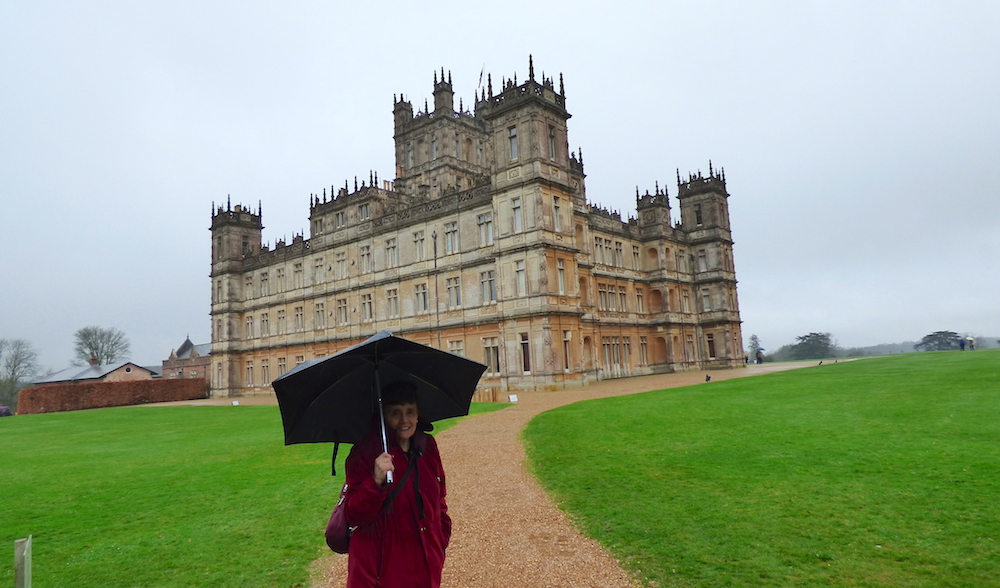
[749,330,997,363]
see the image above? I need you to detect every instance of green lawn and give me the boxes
[523,350,1000,587]
[0,402,505,587]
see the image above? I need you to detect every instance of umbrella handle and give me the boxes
[375,366,394,485]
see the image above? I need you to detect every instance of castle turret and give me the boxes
[676,163,730,232]
[432,68,454,114]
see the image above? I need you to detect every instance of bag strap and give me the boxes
[380,449,422,514]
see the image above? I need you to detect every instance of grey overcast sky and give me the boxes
[2,1,998,371]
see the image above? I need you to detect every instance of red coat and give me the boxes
[343,428,451,588]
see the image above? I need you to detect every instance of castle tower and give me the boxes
[393,70,489,198]
[675,163,742,366]
[209,200,263,397]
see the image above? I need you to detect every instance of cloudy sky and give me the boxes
[2,1,998,371]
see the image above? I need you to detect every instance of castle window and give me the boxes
[548,125,556,160]
[605,240,614,265]
[245,276,253,300]
[619,286,628,311]
[557,259,565,294]
[314,258,324,283]
[413,231,425,261]
[446,277,462,307]
[360,245,372,273]
[563,330,572,372]
[295,355,305,366]
[261,359,270,384]
[315,302,326,328]
[553,197,562,232]
[215,280,223,304]
[216,236,223,261]
[449,340,464,356]
[359,203,371,221]
[520,333,531,374]
[415,283,428,312]
[478,213,494,246]
[636,288,644,313]
[336,299,348,323]
[385,238,398,268]
[515,260,526,296]
[483,337,500,375]
[615,242,624,267]
[260,313,269,337]
[242,236,249,256]
[246,315,254,339]
[682,291,690,313]
[361,294,373,321]
[639,336,649,366]
[508,127,518,160]
[293,263,303,289]
[480,270,496,303]
[594,238,604,264]
[454,134,460,158]
[260,272,269,296]
[313,218,323,235]
[694,203,703,225]
[406,144,414,169]
[512,197,523,232]
[335,251,347,279]
[386,289,399,317]
[444,222,458,254]
[707,334,717,359]
[277,310,286,334]
[294,306,304,330]
[698,250,708,272]
[246,361,254,387]
[431,134,437,159]
[633,246,640,268]
[702,288,712,311]
[336,211,346,228]
[598,284,608,310]
[275,268,285,293]
[278,357,286,376]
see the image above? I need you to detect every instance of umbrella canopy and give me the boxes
[272,330,488,446]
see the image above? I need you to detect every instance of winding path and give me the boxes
[309,363,808,587]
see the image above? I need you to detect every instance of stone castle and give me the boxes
[210,58,743,399]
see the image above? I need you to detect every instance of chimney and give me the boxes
[88,355,100,366]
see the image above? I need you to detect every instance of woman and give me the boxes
[342,381,451,588]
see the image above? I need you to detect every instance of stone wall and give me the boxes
[17,379,208,415]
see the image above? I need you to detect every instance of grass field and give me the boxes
[524,350,1000,587]
[0,402,504,587]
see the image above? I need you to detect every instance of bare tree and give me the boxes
[73,326,131,365]
[0,338,40,410]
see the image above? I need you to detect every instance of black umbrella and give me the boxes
[272,330,488,476]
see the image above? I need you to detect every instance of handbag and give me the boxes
[325,482,354,554]
[324,451,419,554]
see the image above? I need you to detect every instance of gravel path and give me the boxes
[309,362,809,588]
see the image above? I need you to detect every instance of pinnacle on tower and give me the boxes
[529,54,535,81]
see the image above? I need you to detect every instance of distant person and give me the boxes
[959,339,966,351]
[755,350,764,365]
[970,339,976,351]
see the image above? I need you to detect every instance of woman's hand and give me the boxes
[373,452,394,486]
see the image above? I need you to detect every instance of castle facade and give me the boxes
[210,60,743,399]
